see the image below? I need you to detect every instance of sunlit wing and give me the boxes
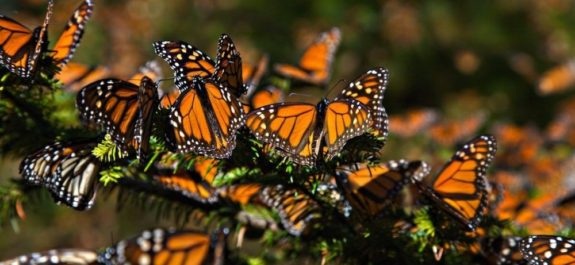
[521,235,575,265]
[51,0,94,66]
[323,99,372,159]
[418,134,497,231]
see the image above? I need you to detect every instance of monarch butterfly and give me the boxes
[155,169,217,203]
[274,27,341,86]
[388,108,438,138]
[416,135,497,231]
[242,55,269,96]
[260,185,322,236]
[56,62,110,92]
[153,34,245,97]
[428,113,485,146]
[482,237,527,265]
[98,228,226,265]
[154,158,220,202]
[335,160,430,216]
[0,0,94,78]
[537,60,575,95]
[520,235,575,265]
[0,249,99,265]
[216,184,262,205]
[19,141,101,210]
[166,76,245,159]
[246,67,388,166]
[77,76,159,160]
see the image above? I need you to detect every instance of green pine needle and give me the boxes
[92,134,126,162]
[99,166,125,185]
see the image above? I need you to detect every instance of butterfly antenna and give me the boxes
[287,92,313,98]
[326,78,347,98]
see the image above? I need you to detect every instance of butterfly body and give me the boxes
[168,77,245,159]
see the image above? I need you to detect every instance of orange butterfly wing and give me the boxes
[323,99,371,159]
[213,34,244,97]
[250,86,284,109]
[521,236,575,265]
[274,27,341,86]
[168,78,244,158]
[418,135,497,231]
[153,41,216,89]
[57,62,109,92]
[336,160,430,216]
[246,102,317,165]
[0,1,52,77]
[51,0,94,66]
[242,55,268,95]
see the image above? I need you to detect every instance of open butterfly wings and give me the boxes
[246,99,372,166]
[19,142,100,210]
[520,236,575,265]
[0,1,52,78]
[274,27,341,86]
[51,0,94,67]
[418,135,497,231]
[336,160,430,216]
[77,77,159,159]
[98,228,223,265]
[335,67,389,137]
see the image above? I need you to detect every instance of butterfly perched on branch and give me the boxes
[19,141,101,210]
[246,67,388,166]
[77,76,159,160]
[416,135,497,231]
[0,0,94,78]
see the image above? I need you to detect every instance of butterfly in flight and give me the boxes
[274,27,341,86]
[0,249,99,265]
[19,141,101,210]
[416,135,497,231]
[246,67,388,166]
[77,75,159,160]
[0,0,94,78]
[520,235,575,265]
[98,228,226,265]
[153,33,245,97]
[336,160,430,217]
[261,185,322,236]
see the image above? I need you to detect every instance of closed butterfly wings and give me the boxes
[336,160,430,216]
[19,142,100,210]
[417,135,497,231]
[77,76,159,159]
[246,98,372,165]
[274,27,341,86]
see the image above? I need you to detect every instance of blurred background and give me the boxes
[1,0,575,258]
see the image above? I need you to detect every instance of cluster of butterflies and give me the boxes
[4,1,575,264]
